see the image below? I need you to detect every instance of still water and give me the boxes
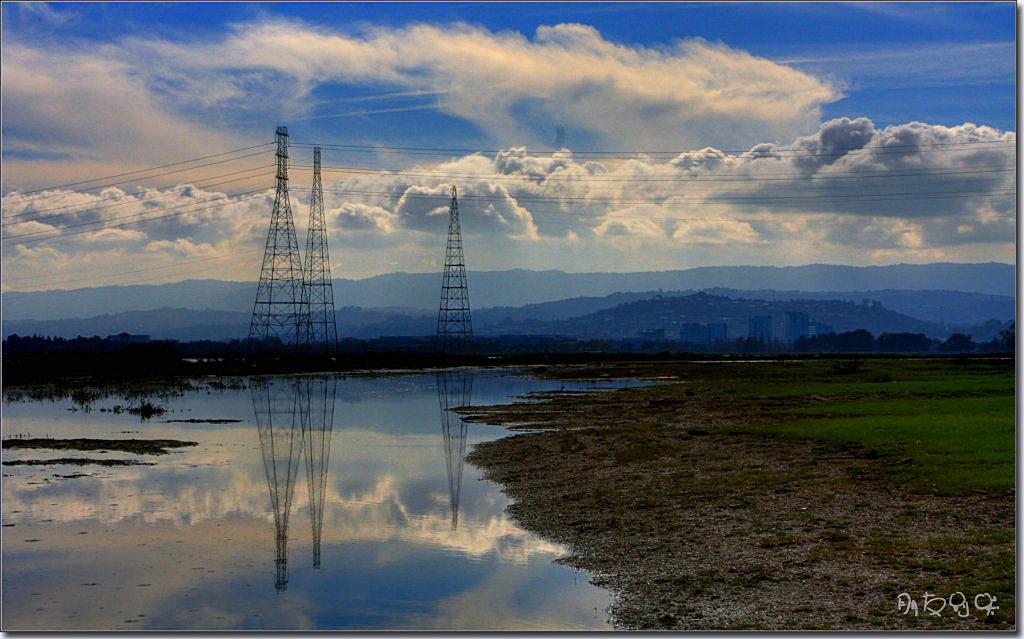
[2,370,627,630]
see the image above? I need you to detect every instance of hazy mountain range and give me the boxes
[2,262,1014,322]
[1,263,1014,343]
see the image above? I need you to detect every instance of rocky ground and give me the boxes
[462,361,1015,630]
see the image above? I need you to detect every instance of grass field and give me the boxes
[731,358,1014,494]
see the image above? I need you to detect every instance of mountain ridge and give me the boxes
[4,288,1012,342]
[2,262,1014,321]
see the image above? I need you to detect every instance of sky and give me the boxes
[0,2,1016,292]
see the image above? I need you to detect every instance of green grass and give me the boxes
[740,361,1014,494]
[717,360,1012,402]
[578,358,1014,495]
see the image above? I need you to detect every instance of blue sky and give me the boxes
[0,2,1016,289]
[3,2,1014,149]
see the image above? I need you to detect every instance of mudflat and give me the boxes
[2,438,198,455]
[462,358,1014,630]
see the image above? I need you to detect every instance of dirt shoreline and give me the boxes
[462,361,1014,630]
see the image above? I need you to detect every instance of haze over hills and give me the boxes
[3,289,1011,343]
[488,293,946,341]
[1,263,1014,322]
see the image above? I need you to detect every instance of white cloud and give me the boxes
[3,18,840,189]
[3,117,1015,290]
[0,45,245,190]
[0,8,1015,290]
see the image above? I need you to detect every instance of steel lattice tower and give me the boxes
[249,126,307,345]
[302,147,339,351]
[436,186,472,347]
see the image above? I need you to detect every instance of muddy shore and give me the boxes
[462,360,1014,630]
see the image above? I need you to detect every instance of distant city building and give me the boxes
[808,322,833,337]
[680,322,728,344]
[708,322,727,342]
[748,316,773,343]
[785,311,809,343]
[680,323,708,344]
[639,328,666,341]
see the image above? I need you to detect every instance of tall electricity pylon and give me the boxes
[436,185,472,348]
[302,147,339,352]
[250,126,307,345]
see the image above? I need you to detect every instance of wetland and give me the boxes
[1,357,1014,630]
[2,369,632,630]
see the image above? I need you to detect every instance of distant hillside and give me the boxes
[1,306,434,342]
[1,308,251,342]
[2,262,1013,321]
[477,287,1014,328]
[5,292,976,342]
[485,292,946,339]
[702,288,1014,327]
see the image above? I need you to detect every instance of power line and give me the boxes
[513,201,1018,224]
[2,190,271,246]
[2,252,266,297]
[9,160,1008,228]
[10,191,1013,289]
[292,184,1015,221]
[297,185,1015,205]
[515,210,1015,232]
[3,167,275,227]
[7,201,1012,294]
[2,149,274,207]
[6,180,1008,246]
[2,187,271,240]
[300,164,1015,183]
[290,138,1015,160]
[5,210,1013,294]
[448,203,1017,228]
[5,142,275,197]
[2,249,264,288]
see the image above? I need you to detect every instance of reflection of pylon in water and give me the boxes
[302,377,336,569]
[253,379,306,591]
[436,371,474,529]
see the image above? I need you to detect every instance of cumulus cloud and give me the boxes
[0,45,245,190]
[3,18,840,191]
[331,202,398,232]
[1,0,1016,298]
[4,116,1014,291]
[301,116,1013,264]
[2,183,275,288]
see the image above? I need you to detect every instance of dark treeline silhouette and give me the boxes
[3,324,1013,385]
[793,327,1014,354]
[6,324,1014,359]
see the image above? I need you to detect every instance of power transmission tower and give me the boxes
[436,185,472,349]
[302,147,339,352]
[249,126,307,345]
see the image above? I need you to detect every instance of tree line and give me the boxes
[791,328,1013,354]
